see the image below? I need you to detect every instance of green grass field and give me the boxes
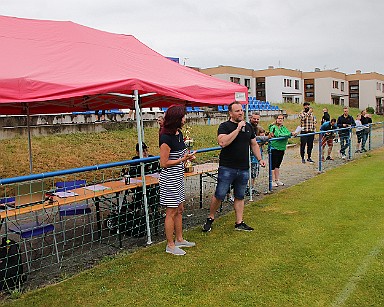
[2,147,383,307]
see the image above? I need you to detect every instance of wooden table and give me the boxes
[0,163,219,242]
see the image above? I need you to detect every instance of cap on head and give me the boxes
[136,142,148,152]
[303,102,310,107]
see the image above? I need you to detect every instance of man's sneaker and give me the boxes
[307,158,315,164]
[235,221,254,231]
[272,181,278,187]
[276,180,285,186]
[175,240,196,248]
[202,218,214,232]
[166,245,186,256]
[301,158,306,164]
[341,154,346,159]
[326,156,334,160]
[361,148,367,152]
[355,150,361,153]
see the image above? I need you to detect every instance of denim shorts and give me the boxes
[215,166,249,201]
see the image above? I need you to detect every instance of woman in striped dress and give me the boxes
[159,105,196,256]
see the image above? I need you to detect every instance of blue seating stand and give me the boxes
[8,221,60,273]
[55,180,94,244]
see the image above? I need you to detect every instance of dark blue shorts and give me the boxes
[215,166,249,201]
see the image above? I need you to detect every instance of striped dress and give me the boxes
[159,132,187,208]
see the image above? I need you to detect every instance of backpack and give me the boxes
[105,206,147,238]
[0,238,24,292]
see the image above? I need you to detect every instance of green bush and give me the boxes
[366,106,375,114]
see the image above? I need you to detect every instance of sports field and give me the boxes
[2,147,383,306]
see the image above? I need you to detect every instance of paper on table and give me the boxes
[53,191,79,198]
[148,172,160,178]
[128,178,142,184]
[84,184,110,191]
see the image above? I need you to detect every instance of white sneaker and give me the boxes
[341,154,346,159]
[272,181,278,187]
[175,240,196,248]
[166,246,186,256]
[276,180,285,186]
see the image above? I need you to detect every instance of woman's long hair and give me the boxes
[160,105,186,136]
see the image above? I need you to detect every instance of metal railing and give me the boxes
[0,122,382,292]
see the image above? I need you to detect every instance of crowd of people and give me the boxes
[130,102,373,256]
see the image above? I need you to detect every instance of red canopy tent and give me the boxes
[0,16,249,241]
[0,15,247,115]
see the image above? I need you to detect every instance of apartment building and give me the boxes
[253,67,303,104]
[302,70,348,106]
[346,71,384,114]
[199,66,384,114]
[198,66,254,96]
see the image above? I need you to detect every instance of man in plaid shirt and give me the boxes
[299,102,316,164]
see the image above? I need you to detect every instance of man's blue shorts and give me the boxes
[215,166,249,201]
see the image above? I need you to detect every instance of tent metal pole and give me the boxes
[26,103,33,174]
[245,104,253,201]
[134,90,152,245]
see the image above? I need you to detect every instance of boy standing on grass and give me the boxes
[320,118,337,161]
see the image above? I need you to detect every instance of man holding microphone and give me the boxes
[203,101,266,232]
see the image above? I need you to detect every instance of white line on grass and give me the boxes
[331,239,384,307]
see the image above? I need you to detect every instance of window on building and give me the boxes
[295,97,300,103]
[284,78,292,87]
[340,98,344,106]
[341,82,344,91]
[256,82,265,88]
[333,81,339,89]
[230,77,240,84]
[306,92,314,98]
[305,84,314,89]
[295,80,300,90]
[244,78,251,89]
[350,85,359,91]
[256,90,265,97]
[350,93,358,98]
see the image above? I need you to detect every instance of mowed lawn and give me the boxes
[2,147,384,307]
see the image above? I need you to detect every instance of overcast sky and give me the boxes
[2,0,383,74]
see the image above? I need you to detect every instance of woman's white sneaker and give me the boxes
[166,246,186,256]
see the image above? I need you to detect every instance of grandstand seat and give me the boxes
[55,180,94,243]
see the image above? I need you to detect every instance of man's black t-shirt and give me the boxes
[218,120,255,170]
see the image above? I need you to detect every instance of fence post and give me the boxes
[268,142,272,192]
[318,132,323,172]
[348,128,352,160]
[368,124,372,150]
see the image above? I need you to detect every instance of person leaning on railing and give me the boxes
[320,118,337,161]
[268,115,297,187]
[337,107,356,159]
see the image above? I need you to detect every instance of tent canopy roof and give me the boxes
[0,16,247,115]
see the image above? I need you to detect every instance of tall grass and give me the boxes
[0,103,381,178]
